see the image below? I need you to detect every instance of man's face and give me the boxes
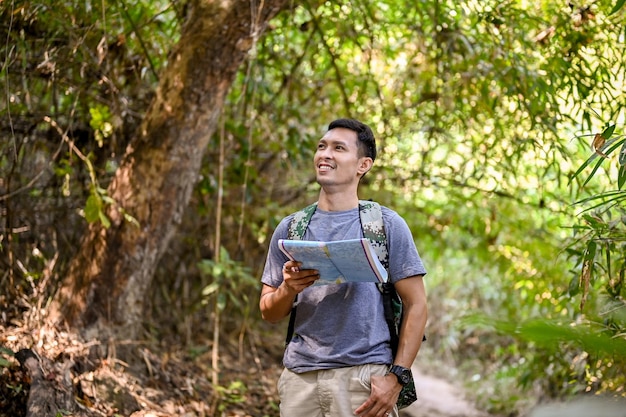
[314,127,370,189]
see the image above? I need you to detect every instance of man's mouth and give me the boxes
[318,163,333,172]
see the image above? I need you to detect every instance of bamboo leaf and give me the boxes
[582,214,603,228]
[574,189,625,205]
[610,0,626,15]
[601,124,616,139]
[582,157,605,188]
[584,240,597,261]
[567,135,615,185]
[574,190,626,214]
[619,141,626,166]
[568,274,580,295]
[577,138,623,187]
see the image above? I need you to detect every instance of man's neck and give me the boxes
[317,190,359,211]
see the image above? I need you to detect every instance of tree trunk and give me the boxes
[15,349,81,417]
[47,0,291,345]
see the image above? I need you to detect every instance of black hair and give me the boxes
[328,118,377,161]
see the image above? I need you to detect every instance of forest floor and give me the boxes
[401,366,491,417]
[0,322,496,417]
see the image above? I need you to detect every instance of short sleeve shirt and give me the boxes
[261,205,426,373]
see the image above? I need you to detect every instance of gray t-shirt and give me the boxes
[261,205,427,373]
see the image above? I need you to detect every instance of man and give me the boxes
[260,118,428,417]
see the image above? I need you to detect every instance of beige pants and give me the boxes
[278,364,399,417]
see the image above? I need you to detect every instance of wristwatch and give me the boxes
[389,365,412,386]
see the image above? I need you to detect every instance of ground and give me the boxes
[402,367,490,417]
[0,323,492,417]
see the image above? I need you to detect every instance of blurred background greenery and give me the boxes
[1,0,625,415]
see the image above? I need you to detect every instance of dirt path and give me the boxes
[400,366,490,417]
[399,365,626,417]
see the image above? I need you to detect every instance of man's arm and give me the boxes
[259,261,320,323]
[259,283,296,324]
[355,274,427,417]
[392,274,428,368]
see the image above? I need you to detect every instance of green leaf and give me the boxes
[619,141,626,166]
[212,264,224,276]
[574,190,626,214]
[568,274,580,295]
[584,240,597,262]
[582,214,604,229]
[0,346,14,356]
[202,282,219,297]
[217,292,227,311]
[123,212,140,227]
[610,0,626,15]
[573,138,623,187]
[601,124,616,139]
[98,210,111,229]
[84,194,102,223]
[568,137,599,184]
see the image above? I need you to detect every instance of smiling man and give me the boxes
[259,118,428,417]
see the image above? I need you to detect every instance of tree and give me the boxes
[45,0,292,343]
[2,0,625,414]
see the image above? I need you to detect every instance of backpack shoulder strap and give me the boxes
[358,200,388,269]
[359,201,407,353]
[285,202,317,346]
[288,202,317,240]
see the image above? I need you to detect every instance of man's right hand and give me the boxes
[281,260,320,294]
[259,262,319,323]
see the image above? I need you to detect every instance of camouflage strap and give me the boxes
[357,200,389,269]
[287,203,318,241]
[287,200,389,268]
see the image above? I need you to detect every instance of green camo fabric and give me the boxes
[287,200,418,410]
[287,200,388,268]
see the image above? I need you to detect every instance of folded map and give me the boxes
[278,238,388,285]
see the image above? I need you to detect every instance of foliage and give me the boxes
[214,380,248,413]
[197,246,258,319]
[0,347,15,369]
[219,1,626,411]
[1,0,177,308]
[2,0,626,415]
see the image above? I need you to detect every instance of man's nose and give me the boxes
[318,147,332,158]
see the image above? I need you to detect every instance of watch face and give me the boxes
[399,370,411,384]
[391,366,412,385]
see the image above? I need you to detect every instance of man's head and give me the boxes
[328,118,377,161]
[315,119,376,191]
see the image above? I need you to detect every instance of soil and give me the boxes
[401,367,490,417]
[0,323,492,417]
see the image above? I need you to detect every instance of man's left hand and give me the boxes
[354,373,400,417]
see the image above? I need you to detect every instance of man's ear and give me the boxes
[357,157,373,177]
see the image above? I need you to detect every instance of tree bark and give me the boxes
[47,0,291,344]
[15,349,81,417]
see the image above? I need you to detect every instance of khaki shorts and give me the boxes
[278,364,399,417]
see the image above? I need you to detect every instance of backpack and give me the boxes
[285,200,418,409]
